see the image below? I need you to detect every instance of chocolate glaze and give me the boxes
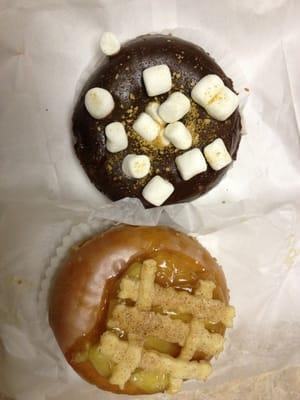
[73,34,241,207]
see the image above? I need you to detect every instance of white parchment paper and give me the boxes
[1,0,300,399]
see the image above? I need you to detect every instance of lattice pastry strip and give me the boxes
[180,280,223,360]
[100,259,235,393]
[168,281,219,393]
[168,377,183,394]
[119,276,235,327]
[108,304,187,346]
[183,319,224,359]
[100,332,212,381]
[136,259,157,310]
[168,320,220,394]
[195,279,216,299]
[109,336,142,389]
[108,304,223,356]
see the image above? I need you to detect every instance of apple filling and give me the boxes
[70,253,235,394]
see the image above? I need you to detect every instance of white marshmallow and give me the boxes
[203,138,232,171]
[105,122,128,153]
[142,176,174,206]
[191,74,239,121]
[205,86,239,121]
[143,65,172,97]
[191,74,224,108]
[122,154,150,179]
[164,122,192,150]
[175,148,207,181]
[100,32,121,56]
[133,112,160,142]
[145,102,165,126]
[159,92,191,123]
[85,87,114,119]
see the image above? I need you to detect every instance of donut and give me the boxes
[49,225,235,395]
[72,34,241,207]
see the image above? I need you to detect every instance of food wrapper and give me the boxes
[0,0,300,399]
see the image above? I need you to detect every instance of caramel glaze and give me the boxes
[49,225,230,395]
[72,34,242,207]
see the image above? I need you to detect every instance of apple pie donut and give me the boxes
[49,225,235,394]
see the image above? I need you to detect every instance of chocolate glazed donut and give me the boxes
[49,225,229,394]
[72,34,241,207]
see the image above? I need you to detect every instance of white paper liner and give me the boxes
[1,200,300,400]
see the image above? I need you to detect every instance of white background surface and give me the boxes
[0,0,300,399]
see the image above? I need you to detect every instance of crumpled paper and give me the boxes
[0,0,300,399]
[1,202,300,400]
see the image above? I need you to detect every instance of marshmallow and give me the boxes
[159,92,191,123]
[175,148,207,181]
[133,112,160,142]
[105,122,128,153]
[143,65,172,97]
[164,121,192,150]
[203,138,232,171]
[205,86,239,121]
[85,87,115,119]
[100,32,121,56]
[191,74,224,108]
[145,102,165,126]
[122,154,151,179]
[145,102,170,146]
[142,175,174,206]
[157,128,170,147]
[191,74,239,121]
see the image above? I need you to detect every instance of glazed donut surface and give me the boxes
[49,225,229,394]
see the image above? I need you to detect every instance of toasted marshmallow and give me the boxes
[175,148,207,180]
[164,122,192,150]
[105,122,128,153]
[205,86,239,121]
[133,112,160,142]
[145,102,165,126]
[191,74,224,108]
[100,32,121,56]
[204,138,232,171]
[158,129,170,147]
[143,65,172,97]
[142,176,174,206]
[122,154,151,179]
[191,74,239,121]
[85,87,114,119]
[145,102,170,146]
[159,92,191,123]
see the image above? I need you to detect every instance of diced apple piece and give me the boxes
[88,345,113,377]
[171,312,193,323]
[130,369,169,393]
[126,262,142,279]
[144,336,178,356]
